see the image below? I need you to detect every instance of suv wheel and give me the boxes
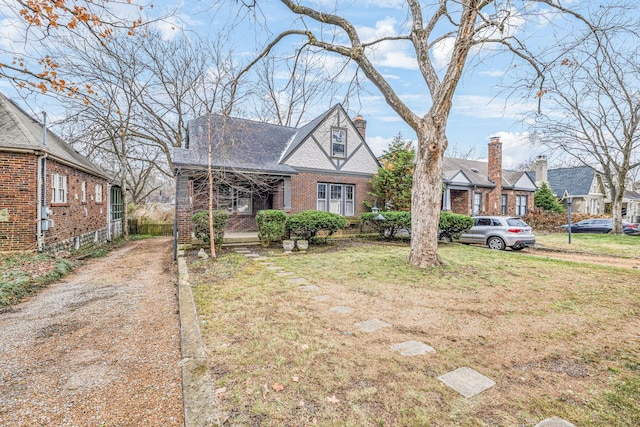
[487,236,506,250]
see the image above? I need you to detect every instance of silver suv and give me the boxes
[459,216,535,251]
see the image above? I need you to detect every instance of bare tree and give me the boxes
[230,0,587,267]
[526,3,640,233]
[250,47,341,127]
[0,0,149,96]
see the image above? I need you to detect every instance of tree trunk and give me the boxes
[611,185,625,234]
[409,122,445,268]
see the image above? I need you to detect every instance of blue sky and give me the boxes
[1,0,591,167]
[180,0,545,166]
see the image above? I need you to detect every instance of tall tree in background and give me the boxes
[369,133,415,212]
[528,4,640,234]
[233,0,590,267]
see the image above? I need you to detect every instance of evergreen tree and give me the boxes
[369,133,415,211]
[534,182,564,213]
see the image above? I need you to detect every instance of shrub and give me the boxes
[256,210,287,247]
[361,211,472,240]
[438,212,473,239]
[192,210,228,246]
[361,211,411,239]
[285,210,347,242]
[523,208,599,232]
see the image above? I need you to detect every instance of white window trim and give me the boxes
[516,195,528,216]
[316,182,355,216]
[330,127,347,158]
[95,183,103,203]
[81,181,86,203]
[51,173,68,204]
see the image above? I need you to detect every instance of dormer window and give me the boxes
[331,127,346,157]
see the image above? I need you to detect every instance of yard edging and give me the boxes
[177,251,221,427]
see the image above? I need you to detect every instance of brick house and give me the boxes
[173,104,380,242]
[0,93,123,252]
[442,137,537,216]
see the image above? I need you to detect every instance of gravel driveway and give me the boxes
[0,237,184,426]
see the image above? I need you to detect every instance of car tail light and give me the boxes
[627,224,638,229]
[508,228,523,233]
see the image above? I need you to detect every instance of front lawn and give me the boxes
[535,232,640,257]
[189,241,640,426]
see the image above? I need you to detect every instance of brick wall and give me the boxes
[290,172,373,215]
[0,152,38,251]
[43,160,109,251]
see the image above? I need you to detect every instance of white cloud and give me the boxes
[453,95,536,120]
[366,135,392,157]
[432,37,455,70]
[493,131,541,168]
[356,18,418,70]
[480,69,506,78]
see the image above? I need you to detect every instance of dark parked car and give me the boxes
[459,216,536,250]
[559,218,640,235]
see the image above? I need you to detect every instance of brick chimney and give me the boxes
[534,155,548,185]
[487,136,503,214]
[353,115,366,140]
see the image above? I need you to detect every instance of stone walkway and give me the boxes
[232,247,577,427]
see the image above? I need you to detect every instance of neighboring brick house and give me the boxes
[0,93,123,252]
[173,104,380,242]
[442,137,537,216]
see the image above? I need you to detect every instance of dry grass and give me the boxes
[189,240,640,426]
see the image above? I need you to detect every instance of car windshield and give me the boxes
[506,218,529,227]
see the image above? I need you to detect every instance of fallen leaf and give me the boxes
[301,344,310,350]
[272,382,284,392]
[291,376,299,382]
[326,395,340,404]
[214,387,226,396]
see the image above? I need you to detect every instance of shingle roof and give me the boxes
[0,92,107,178]
[542,166,596,197]
[442,157,531,189]
[174,105,345,174]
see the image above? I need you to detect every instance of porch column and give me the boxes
[283,177,291,212]
[442,186,451,211]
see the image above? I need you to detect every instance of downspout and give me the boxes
[38,112,49,252]
[173,167,181,261]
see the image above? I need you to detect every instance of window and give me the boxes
[110,187,123,220]
[501,194,507,215]
[217,185,252,215]
[51,173,67,203]
[81,181,86,203]
[316,183,355,216]
[331,127,346,157]
[472,192,482,215]
[95,184,103,203]
[516,195,528,215]
[317,184,327,211]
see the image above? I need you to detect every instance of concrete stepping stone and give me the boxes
[252,257,269,261]
[391,340,435,356]
[299,285,319,292]
[330,306,354,314]
[314,295,330,302]
[287,278,309,285]
[437,367,495,398]
[355,319,392,333]
[234,248,251,254]
[244,253,260,258]
[534,417,577,427]
[266,266,284,271]
[275,271,294,277]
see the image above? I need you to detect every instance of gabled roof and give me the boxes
[543,166,597,197]
[279,105,336,162]
[174,104,356,175]
[443,157,494,187]
[174,114,298,174]
[0,92,107,178]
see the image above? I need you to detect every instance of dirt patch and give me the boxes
[0,237,183,426]
[525,247,640,269]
